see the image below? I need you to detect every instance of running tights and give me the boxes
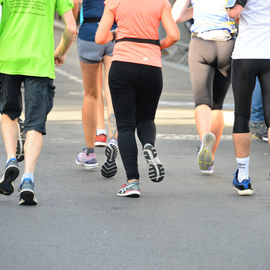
[232,59,270,133]
[109,61,162,180]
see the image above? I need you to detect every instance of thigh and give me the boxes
[213,40,235,109]
[232,59,256,116]
[188,38,215,107]
[136,65,163,123]
[0,73,23,119]
[109,61,137,129]
[24,77,55,135]
[258,61,270,127]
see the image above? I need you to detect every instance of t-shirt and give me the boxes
[191,0,236,34]
[105,0,171,67]
[0,0,74,79]
[78,0,116,42]
[232,0,270,59]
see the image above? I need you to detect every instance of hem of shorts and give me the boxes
[0,69,55,79]
[25,127,46,136]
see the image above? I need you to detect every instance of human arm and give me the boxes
[95,5,115,45]
[226,4,243,20]
[72,0,80,20]
[160,6,180,50]
[54,9,77,66]
[172,0,192,23]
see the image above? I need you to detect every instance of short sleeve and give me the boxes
[104,0,120,12]
[56,0,74,16]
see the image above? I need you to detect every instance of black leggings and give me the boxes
[232,59,270,133]
[109,61,162,180]
[188,38,234,109]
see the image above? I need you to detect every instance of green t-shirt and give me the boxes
[0,0,74,79]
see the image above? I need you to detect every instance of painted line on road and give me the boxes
[46,133,232,144]
[55,67,83,84]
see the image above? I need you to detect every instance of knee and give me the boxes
[233,112,250,133]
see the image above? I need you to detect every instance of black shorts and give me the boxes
[0,74,55,135]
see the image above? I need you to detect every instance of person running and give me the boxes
[0,0,77,205]
[172,0,237,175]
[75,0,118,178]
[96,0,179,197]
[227,0,270,195]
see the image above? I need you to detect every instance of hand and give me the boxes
[54,50,65,66]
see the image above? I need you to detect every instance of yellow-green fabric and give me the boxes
[0,0,73,79]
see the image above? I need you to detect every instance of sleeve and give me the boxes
[55,0,74,16]
[104,0,120,12]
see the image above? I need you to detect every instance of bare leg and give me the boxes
[210,110,224,159]
[195,105,224,159]
[1,114,18,160]
[24,130,43,174]
[80,61,101,148]
[233,133,251,158]
[103,55,117,139]
[96,65,105,130]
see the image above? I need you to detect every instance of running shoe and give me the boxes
[262,126,268,142]
[95,134,107,147]
[76,149,98,169]
[117,181,140,197]
[18,178,38,205]
[16,118,26,162]
[232,169,254,196]
[200,161,214,175]
[0,158,19,195]
[197,132,216,171]
[143,143,165,182]
[101,138,118,178]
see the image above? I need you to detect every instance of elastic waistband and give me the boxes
[191,31,237,39]
[83,17,101,23]
[115,38,160,46]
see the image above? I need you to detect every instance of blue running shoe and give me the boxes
[18,178,38,205]
[117,181,141,198]
[233,170,254,196]
[0,158,19,195]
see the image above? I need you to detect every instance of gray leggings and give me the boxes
[188,37,235,109]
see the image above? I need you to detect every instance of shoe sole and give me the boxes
[143,145,165,182]
[233,186,254,196]
[75,160,98,170]
[197,133,216,171]
[95,142,107,147]
[117,190,141,198]
[101,144,118,178]
[16,120,25,162]
[0,165,19,195]
[19,189,38,205]
[200,169,214,176]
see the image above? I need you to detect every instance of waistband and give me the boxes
[83,17,101,23]
[115,38,160,46]
[191,31,237,39]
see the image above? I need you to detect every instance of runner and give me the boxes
[0,0,76,205]
[75,0,118,178]
[96,0,179,197]
[227,0,270,195]
[172,0,237,175]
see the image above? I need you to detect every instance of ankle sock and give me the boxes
[86,148,94,155]
[21,172,34,183]
[236,157,250,182]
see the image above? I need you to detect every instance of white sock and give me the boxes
[236,157,250,182]
[96,129,107,136]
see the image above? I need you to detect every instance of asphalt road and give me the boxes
[0,28,270,270]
